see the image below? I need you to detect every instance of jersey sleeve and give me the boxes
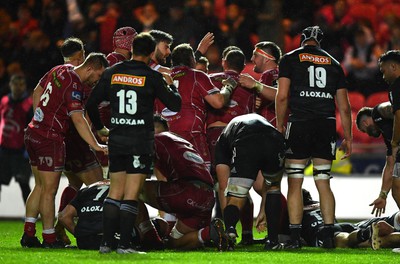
[392,81,400,113]
[153,72,182,112]
[86,71,110,130]
[278,55,291,79]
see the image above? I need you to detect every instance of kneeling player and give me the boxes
[140,131,227,250]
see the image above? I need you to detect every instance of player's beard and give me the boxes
[155,49,166,65]
[366,126,381,138]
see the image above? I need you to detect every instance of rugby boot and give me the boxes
[371,222,382,250]
[116,246,146,254]
[209,218,228,251]
[283,239,302,250]
[20,232,41,248]
[42,239,67,249]
[264,239,284,250]
[225,226,238,251]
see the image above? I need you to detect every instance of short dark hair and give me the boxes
[355,107,373,130]
[379,50,400,64]
[60,37,84,58]
[132,32,156,57]
[197,56,209,66]
[222,46,241,59]
[171,43,194,67]
[255,41,282,63]
[225,50,245,72]
[149,30,173,45]
[83,52,109,69]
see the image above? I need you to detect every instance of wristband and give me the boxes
[379,190,388,199]
[254,81,263,93]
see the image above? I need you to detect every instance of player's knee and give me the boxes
[286,164,306,179]
[313,164,332,180]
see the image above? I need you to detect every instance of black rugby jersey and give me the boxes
[372,103,394,156]
[70,181,109,238]
[389,77,400,113]
[87,60,181,155]
[279,45,347,121]
[220,113,281,149]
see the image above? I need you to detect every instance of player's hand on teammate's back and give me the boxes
[238,73,256,89]
[222,76,238,91]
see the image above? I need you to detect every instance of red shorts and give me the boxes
[175,131,211,167]
[156,180,215,230]
[24,128,65,172]
[64,127,100,174]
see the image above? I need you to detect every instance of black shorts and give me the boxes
[285,119,336,160]
[76,234,103,250]
[215,131,285,185]
[109,153,153,174]
[0,149,31,185]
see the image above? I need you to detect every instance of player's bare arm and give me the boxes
[70,111,108,155]
[275,77,290,133]
[239,73,277,101]
[336,88,353,159]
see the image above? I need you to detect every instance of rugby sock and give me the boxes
[357,226,371,242]
[223,205,240,234]
[265,191,282,242]
[289,224,302,242]
[58,186,78,212]
[322,224,335,238]
[42,228,56,243]
[102,197,121,246]
[279,193,290,234]
[199,226,210,243]
[119,200,139,248]
[240,197,254,241]
[24,217,37,237]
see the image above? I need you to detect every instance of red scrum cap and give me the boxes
[113,27,138,51]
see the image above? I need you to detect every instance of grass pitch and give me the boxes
[1,220,399,264]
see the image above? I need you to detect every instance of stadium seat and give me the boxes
[347,91,366,112]
[336,111,371,144]
[378,3,400,21]
[349,3,377,29]
[365,91,389,107]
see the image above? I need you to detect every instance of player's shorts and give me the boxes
[285,119,336,160]
[155,180,215,230]
[174,131,211,167]
[64,128,101,174]
[356,211,400,231]
[0,148,31,185]
[24,128,65,172]
[109,153,153,174]
[76,234,103,250]
[206,126,225,177]
[215,130,285,186]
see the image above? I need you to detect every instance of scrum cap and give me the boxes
[300,26,323,47]
[113,27,138,51]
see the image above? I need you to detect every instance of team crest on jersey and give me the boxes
[34,107,44,122]
[71,91,82,101]
[299,53,331,64]
[183,151,204,164]
[111,74,145,86]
